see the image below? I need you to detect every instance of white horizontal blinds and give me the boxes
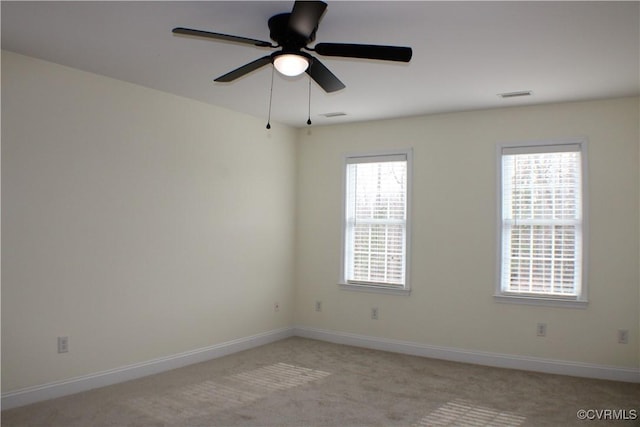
[346,155,407,286]
[501,144,582,296]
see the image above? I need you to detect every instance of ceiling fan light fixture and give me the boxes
[273,53,309,76]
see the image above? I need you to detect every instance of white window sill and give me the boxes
[494,294,588,308]
[339,283,411,296]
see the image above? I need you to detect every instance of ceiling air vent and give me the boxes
[498,90,532,99]
[320,112,347,118]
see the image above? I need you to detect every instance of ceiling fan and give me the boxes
[172,0,412,93]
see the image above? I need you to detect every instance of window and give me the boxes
[497,139,587,307]
[340,150,412,295]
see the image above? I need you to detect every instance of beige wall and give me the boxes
[1,51,298,391]
[2,50,638,395]
[294,97,639,368]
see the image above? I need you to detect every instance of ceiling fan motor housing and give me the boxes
[268,13,316,50]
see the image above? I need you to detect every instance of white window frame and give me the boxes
[495,138,588,308]
[339,148,412,296]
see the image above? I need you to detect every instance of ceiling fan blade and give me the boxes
[172,27,273,48]
[306,57,345,93]
[314,43,412,62]
[214,56,272,82]
[289,1,327,38]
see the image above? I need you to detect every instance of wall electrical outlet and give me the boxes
[618,329,629,344]
[371,307,379,320]
[536,323,547,337]
[58,336,69,353]
[315,301,322,312]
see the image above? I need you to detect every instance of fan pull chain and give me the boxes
[307,79,312,126]
[266,66,275,129]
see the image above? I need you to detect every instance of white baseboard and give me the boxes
[4,325,638,410]
[294,326,640,383]
[1,327,294,410]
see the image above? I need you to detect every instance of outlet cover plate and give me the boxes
[57,336,69,353]
[536,323,547,337]
[618,329,629,344]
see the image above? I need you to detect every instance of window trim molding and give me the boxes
[339,148,413,295]
[495,137,589,308]
[339,282,411,296]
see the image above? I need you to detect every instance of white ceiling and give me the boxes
[2,1,639,128]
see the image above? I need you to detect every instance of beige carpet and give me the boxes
[2,337,639,426]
